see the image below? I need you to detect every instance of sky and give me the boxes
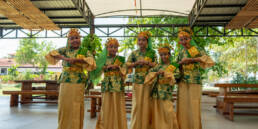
[0,18,128,58]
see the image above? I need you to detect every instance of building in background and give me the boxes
[0,55,62,75]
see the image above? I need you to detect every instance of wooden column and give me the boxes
[89,13,95,34]
[90,97,97,118]
[21,82,32,103]
[10,94,19,107]
[46,82,59,100]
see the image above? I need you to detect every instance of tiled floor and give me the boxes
[0,95,257,129]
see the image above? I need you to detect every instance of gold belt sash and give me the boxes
[135,67,149,73]
[183,64,195,70]
[158,79,170,85]
[104,71,120,77]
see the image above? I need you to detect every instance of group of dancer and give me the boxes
[45,27,215,129]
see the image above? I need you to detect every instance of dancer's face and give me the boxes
[160,51,170,64]
[69,36,81,49]
[107,44,118,57]
[137,36,148,50]
[179,36,191,48]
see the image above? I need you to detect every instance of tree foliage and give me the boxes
[208,37,257,81]
[15,37,55,74]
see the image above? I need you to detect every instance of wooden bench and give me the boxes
[85,95,102,118]
[215,83,258,121]
[216,95,258,121]
[14,80,59,101]
[3,90,59,107]
[202,91,219,97]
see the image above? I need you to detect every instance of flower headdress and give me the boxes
[106,37,119,47]
[67,28,81,37]
[178,27,193,38]
[158,43,173,54]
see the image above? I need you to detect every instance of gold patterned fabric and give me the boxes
[95,55,127,129]
[45,47,96,84]
[152,99,179,129]
[145,64,179,100]
[57,83,85,129]
[199,55,215,69]
[127,49,157,129]
[130,84,152,129]
[144,63,179,129]
[126,49,157,84]
[45,44,96,129]
[177,49,214,84]
[101,56,126,92]
[95,92,128,129]
[177,82,202,129]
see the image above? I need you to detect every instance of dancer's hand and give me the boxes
[105,64,119,70]
[179,58,192,64]
[157,70,164,75]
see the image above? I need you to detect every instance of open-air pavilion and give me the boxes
[0,0,257,129]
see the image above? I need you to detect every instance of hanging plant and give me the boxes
[77,34,102,58]
[76,34,102,92]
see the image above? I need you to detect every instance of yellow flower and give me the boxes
[114,59,122,66]
[183,64,195,70]
[76,54,85,59]
[166,65,176,73]
[188,46,199,57]
[144,57,152,62]
[75,54,85,66]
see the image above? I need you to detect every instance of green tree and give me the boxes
[15,37,55,74]
[208,37,258,82]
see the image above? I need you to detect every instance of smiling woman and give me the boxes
[45,28,96,129]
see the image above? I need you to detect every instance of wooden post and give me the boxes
[89,13,95,34]
[46,82,59,100]
[86,13,95,93]
[10,94,19,107]
[97,97,102,111]
[229,102,234,121]
[90,97,97,118]
[21,82,32,103]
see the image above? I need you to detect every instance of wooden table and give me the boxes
[215,83,258,96]
[14,80,59,102]
[214,83,258,121]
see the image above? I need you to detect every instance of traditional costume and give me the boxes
[45,28,96,129]
[176,27,215,129]
[94,38,128,129]
[145,43,179,129]
[126,31,157,129]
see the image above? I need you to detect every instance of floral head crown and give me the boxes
[106,37,119,47]
[138,31,151,39]
[67,28,81,37]
[178,27,193,38]
[158,43,173,54]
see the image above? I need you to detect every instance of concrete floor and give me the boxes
[0,95,258,129]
